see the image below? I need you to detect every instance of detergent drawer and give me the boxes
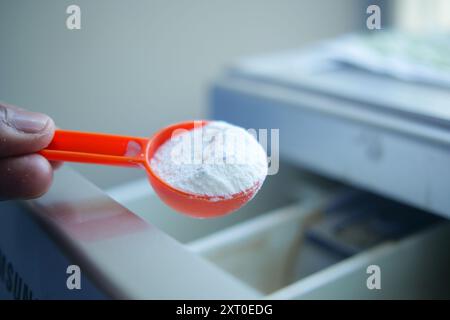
[267,223,450,299]
[110,164,448,299]
[1,166,448,299]
[188,200,450,299]
[183,193,448,299]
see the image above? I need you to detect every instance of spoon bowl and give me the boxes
[40,120,259,218]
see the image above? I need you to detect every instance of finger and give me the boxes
[0,154,53,200]
[0,103,55,157]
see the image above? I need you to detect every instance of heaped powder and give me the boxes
[150,121,268,199]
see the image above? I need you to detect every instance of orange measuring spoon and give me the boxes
[39,121,260,218]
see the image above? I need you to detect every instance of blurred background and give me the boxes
[0,0,367,187]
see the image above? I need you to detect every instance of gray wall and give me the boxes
[0,0,361,188]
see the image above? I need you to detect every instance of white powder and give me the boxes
[150,121,268,199]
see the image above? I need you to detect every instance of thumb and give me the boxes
[0,103,55,157]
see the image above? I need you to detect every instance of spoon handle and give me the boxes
[39,129,148,167]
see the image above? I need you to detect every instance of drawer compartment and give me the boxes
[187,191,444,297]
[268,223,450,299]
[108,166,446,299]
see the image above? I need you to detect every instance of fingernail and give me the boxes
[10,109,50,134]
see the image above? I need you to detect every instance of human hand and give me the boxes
[0,102,58,200]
